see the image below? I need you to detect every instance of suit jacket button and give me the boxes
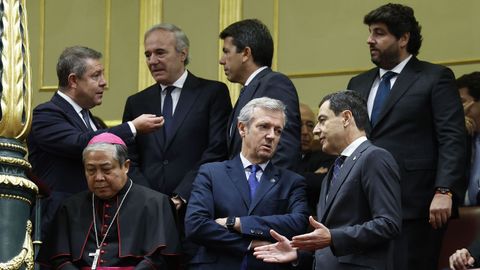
[163,160,169,165]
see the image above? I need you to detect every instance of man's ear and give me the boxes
[123,159,131,173]
[67,73,78,89]
[238,121,247,137]
[399,32,410,49]
[242,47,252,63]
[342,110,354,128]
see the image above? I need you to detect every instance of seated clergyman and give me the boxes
[37,132,181,269]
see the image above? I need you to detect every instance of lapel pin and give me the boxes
[270,178,276,183]
[353,156,357,161]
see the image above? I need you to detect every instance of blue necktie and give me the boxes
[248,164,261,199]
[371,71,396,126]
[81,109,94,131]
[162,86,175,140]
[468,135,480,205]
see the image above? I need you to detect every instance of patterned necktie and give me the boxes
[248,164,261,199]
[81,109,93,131]
[162,86,175,140]
[371,71,397,126]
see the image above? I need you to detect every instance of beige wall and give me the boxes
[26,0,480,123]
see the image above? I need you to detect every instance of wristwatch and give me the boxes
[226,216,236,231]
[436,187,452,197]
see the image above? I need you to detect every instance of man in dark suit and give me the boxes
[28,46,164,238]
[298,103,335,215]
[346,4,466,270]
[185,97,309,270]
[122,23,232,211]
[254,91,402,269]
[219,19,301,170]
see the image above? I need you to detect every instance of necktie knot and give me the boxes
[164,86,175,95]
[250,164,261,174]
[382,71,396,81]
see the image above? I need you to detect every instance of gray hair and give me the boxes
[237,97,286,126]
[144,23,190,65]
[82,143,128,166]
[57,46,102,89]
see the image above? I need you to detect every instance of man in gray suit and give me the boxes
[254,90,402,269]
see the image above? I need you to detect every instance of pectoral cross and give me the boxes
[89,249,100,270]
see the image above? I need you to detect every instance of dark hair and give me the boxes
[319,90,369,131]
[364,3,423,56]
[457,72,480,101]
[219,19,273,68]
[57,46,102,88]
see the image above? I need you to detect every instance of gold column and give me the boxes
[218,0,242,105]
[138,0,163,91]
[0,0,38,269]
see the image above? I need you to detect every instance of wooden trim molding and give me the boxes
[38,0,112,92]
[287,58,480,79]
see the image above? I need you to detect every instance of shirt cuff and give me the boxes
[127,121,137,136]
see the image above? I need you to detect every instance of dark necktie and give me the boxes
[327,156,346,200]
[248,164,261,199]
[81,109,94,131]
[162,86,175,140]
[371,71,397,126]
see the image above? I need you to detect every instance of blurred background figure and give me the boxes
[457,72,480,206]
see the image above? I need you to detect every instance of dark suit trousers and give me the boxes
[394,219,446,270]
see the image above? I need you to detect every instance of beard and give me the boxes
[370,44,401,70]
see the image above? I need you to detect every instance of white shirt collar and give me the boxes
[57,90,84,113]
[245,66,268,86]
[239,153,269,171]
[341,136,368,157]
[379,54,412,77]
[160,69,188,91]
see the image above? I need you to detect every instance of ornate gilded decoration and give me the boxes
[0,156,32,170]
[0,141,27,155]
[0,221,34,270]
[0,175,38,193]
[0,1,37,269]
[0,0,32,140]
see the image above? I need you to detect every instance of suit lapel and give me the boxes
[248,162,279,215]
[374,57,421,128]
[320,141,371,222]
[164,72,201,149]
[317,168,333,221]
[51,93,90,132]
[226,156,251,209]
[354,68,378,100]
